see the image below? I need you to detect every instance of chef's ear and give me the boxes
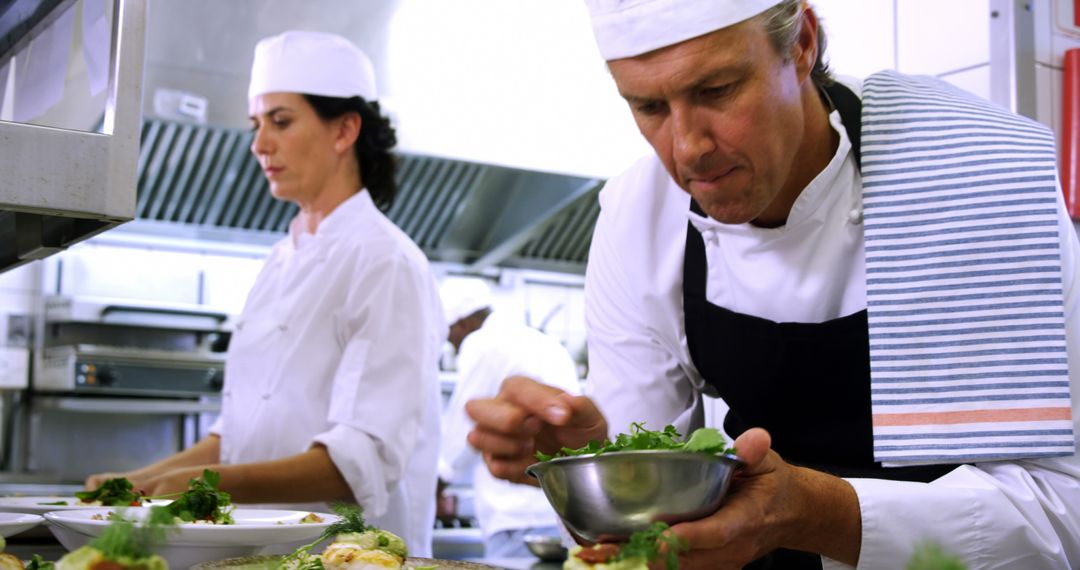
[792,6,820,83]
[335,111,362,154]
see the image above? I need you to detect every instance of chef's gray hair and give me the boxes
[758,0,834,88]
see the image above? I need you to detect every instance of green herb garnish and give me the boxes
[161,469,233,524]
[283,503,372,565]
[535,423,735,461]
[615,522,686,570]
[89,506,175,561]
[37,501,67,506]
[25,554,55,570]
[75,477,143,506]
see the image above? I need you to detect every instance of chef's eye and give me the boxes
[699,84,734,100]
[635,101,667,116]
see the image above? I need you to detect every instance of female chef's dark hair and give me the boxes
[758,0,834,89]
[304,94,398,211]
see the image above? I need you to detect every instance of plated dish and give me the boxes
[45,508,336,570]
[0,497,171,517]
[45,508,335,546]
[0,513,43,538]
[192,555,499,570]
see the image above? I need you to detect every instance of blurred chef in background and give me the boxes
[437,278,580,558]
[86,30,445,556]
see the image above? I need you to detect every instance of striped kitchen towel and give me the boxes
[860,70,1075,464]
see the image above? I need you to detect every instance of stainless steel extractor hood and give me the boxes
[0,0,146,273]
[129,118,604,274]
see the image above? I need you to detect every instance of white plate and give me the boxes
[0,496,170,515]
[45,508,336,546]
[45,508,337,569]
[0,513,43,537]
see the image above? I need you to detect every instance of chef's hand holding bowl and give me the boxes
[466,377,860,570]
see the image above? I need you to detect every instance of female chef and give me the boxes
[85,30,445,556]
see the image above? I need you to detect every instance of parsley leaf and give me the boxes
[90,506,175,561]
[615,522,687,570]
[75,477,143,506]
[161,469,233,524]
[535,423,735,461]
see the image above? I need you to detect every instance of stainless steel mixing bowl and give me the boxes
[523,534,568,561]
[525,450,742,543]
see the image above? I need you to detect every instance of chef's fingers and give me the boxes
[467,425,534,457]
[482,454,538,486]
[495,375,580,426]
[84,472,122,490]
[465,397,542,436]
[731,427,772,474]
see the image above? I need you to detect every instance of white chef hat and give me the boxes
[584,0,785,60]
[248,30,377,101]
[439,278,494,326]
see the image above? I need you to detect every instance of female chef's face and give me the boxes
[607,10,821,226]
[248,92,349,204]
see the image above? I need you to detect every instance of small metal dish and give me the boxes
[523,534,568,562]
[526,450,742,543]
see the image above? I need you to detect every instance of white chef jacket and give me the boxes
[583,80,1080,568]
[209,190,445,557]
[439,311,581,539]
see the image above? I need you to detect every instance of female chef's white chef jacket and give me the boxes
[210,190,445,557]
[439,310,581,539]
[583,80,1080,568]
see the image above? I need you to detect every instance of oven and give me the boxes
[21,295,231,482]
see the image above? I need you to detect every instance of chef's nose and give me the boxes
[250,126,274,157]
[671,105,715,166]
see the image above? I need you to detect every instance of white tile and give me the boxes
[0,290,35,314]
[61,246,202,303]
[897,0,991,75]
[940,64,993,101]
[813,0,898,77]
[200,255,264,314]
[1035,64,1060,139]
[0,261,40,293]
[1035,0,1057,65]
[1050,0,1080,67]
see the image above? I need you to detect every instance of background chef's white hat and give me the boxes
[248,30,377,101]
[584,0,785,60]
[439,278,494,325]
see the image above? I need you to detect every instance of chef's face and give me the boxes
[249,92,344,204]
[608,10,820,226]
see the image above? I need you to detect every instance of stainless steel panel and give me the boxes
[0,0,146,273]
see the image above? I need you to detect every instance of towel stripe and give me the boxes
[861,71,1073,464]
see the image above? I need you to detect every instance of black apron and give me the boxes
[682,82,959,569]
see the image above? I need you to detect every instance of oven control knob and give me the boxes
[205,369,225,391]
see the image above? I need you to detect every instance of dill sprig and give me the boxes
[282,503,370,565]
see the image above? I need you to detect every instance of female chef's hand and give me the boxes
[666,428,862,569]
[85,471,155,494]
[140,467,205,497]
[465,375,608,485]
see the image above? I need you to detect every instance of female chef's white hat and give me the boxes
[439,278,494,326]
[584,0,785,60]
[248,30,377,101]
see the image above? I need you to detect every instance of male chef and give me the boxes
[464,1,1080,568]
